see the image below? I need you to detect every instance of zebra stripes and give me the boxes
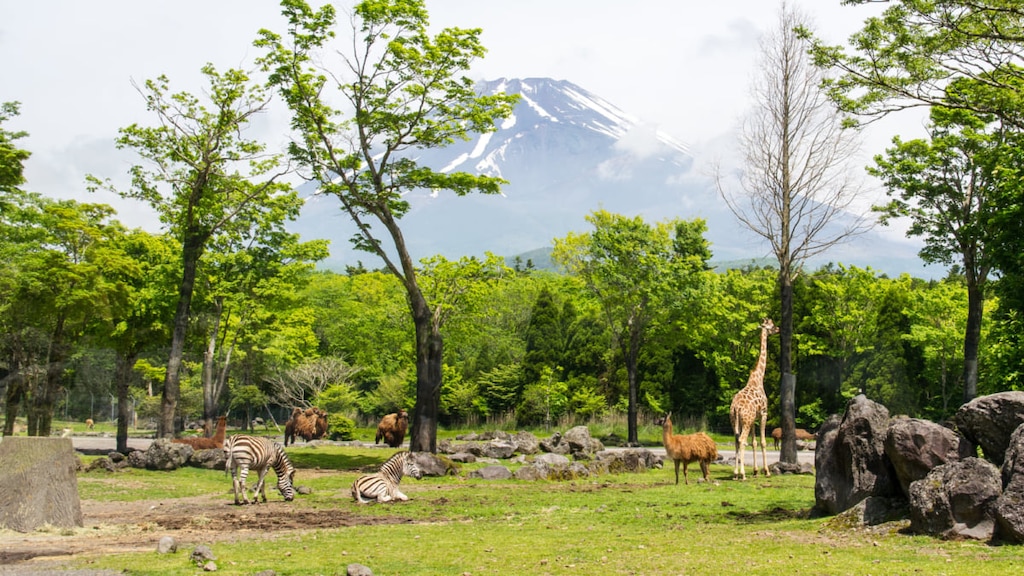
[351,451,422,504]
[225,434,296,505]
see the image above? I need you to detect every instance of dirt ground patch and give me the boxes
[0,480,414,570]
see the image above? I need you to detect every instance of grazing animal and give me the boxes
[284,407,328,446]
[352,450,422,504]
[172,415,227,450]
[85,418,94,430]
[375,409,409,448]
[771,427,815,450]
[656,413,718,485]
[729,318,779,480]
[224,434,296,505]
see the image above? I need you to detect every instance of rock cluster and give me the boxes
[814,392,1024,543]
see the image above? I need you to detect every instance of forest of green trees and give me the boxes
[2,1,1024,451]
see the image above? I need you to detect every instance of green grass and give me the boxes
[67,446,1024,575]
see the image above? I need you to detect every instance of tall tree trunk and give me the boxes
[962,279,983,404]
[3,369,26,436]
[625,314,643,447]
[160,238,202,438]
[115,350,138,454]
[408,295,442,453]
[30,323,67,437]
[779,272,798,464]
[202,297,223,426]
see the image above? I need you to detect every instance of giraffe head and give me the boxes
[761,318,779,335]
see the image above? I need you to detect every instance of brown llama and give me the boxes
[656,413,718,485]
[770,427,816,450]
[284,407,329,446]
[375,409,409,448]
[85,418,94,430]
[172,415,227,450]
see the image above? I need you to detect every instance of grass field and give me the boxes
[56,444,1024,576]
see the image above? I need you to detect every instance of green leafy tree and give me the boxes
[7,198,127,436]
[92,65,301,437]
[230,384,268,433]
[870,98,1001,402]
[257,0,518,452]
[553,211,710,445]
[905,279,968,416]
[805,0,1024,393]
[93,228,178,451]
[195,232,327,425]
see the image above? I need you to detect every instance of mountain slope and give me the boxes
[292,77,938,278]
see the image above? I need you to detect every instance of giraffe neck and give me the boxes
[748,327,769,390]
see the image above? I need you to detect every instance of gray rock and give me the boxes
[512,431,540,455]
[813,395,900,516]
[347,563,374,576]
[769,461,813,475]
[563,426,604,457]
[409,451,457,476]
[157,535,177,554]
[955,391,1024,466]
[831,496,909,527]
[468,465,512,480]
[479,440,516,459]
[188,448,226,470]
[533,452,570,466]
[191,544,217,563]
[131,439,192,471]
[909,457,1001,540]
[885,417,969,498]
[594,448,661,474]
[448,452,476,463]
[994,423,1024,543]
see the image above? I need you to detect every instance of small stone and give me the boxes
[202,560,217,571]
[156,536,177,554]
[347,563,374,576]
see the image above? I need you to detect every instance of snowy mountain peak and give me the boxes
[435,77,690,177]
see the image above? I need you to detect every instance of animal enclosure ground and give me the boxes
[3,459,1023,575]
[0,472,411,568]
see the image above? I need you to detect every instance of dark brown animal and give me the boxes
[375,409,409,448]
[284,407,328,446]
[657,413,718,485]
[770,427,815,449]
[172,415,227,450]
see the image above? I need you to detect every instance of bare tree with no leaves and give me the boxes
[716,3,871,465]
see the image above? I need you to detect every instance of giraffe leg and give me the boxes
[759,417,771,477]
[735,428,750,480]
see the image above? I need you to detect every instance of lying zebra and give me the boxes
[225,434,296,505]
[352,450,422,504]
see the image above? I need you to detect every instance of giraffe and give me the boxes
[729,317,779,480]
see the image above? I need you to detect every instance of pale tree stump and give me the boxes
[0,437,83,532]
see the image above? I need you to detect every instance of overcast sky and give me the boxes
[2,1,923,231]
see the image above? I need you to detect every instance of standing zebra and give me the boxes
[224,434,296,505]
[351,451,423,504]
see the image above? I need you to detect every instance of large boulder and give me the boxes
[0,437,83,532]
[594,448,662,474]
[561,426,605,459]
[188,448,227,470]
[885,417,969,498]
[994,423,1024,543]
[539,432,570,455]
[814,395,900,515]
[468,465,512,480]
[127,438,193,470]
[409,452,459,477]
[909,457,1001,540]
[955,391,1024,466]
[512,431,540,455]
